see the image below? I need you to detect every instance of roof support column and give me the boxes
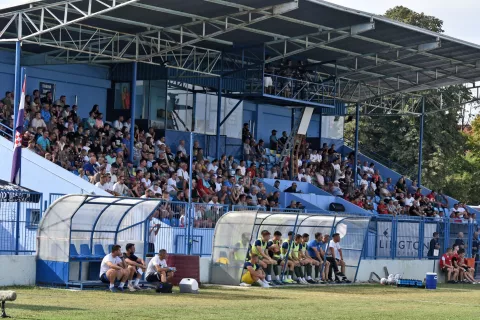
[187,130,194,255]
[216,77,223,159]
[353,103,360,185]
[417,96,425,186]
[129,61,137,162]
[13,41,21,126]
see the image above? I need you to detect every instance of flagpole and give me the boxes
[11,68,26,185]
[18,67,25,186]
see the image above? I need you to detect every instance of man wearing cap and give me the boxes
[269,130,278,152]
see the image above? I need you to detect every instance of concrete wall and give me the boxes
[0,136,109,199]
[0,255,36,286]
[356,259,441,283]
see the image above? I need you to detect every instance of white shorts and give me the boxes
[264,76,273,87]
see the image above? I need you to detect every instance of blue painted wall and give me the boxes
[0,50,110,119]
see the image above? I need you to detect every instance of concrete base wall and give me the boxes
[356,259,441,283]
[197,258,442,285]
[0,256,442,287]
[0,256,36,286]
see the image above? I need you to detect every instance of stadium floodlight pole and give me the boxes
[129,61,137,162]
[13,41,21,126]
[417,96,425,187]
[187,131,194,255]
[353,103,360,185]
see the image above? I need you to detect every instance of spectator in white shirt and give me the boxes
[149,183,162,195]
[207,159,219,173]
[177,140,187,158]
[267,166,278,179]
[31,112,47,129]
[215,176,223,192]
[238,160,246,176]
[99,245,130,292]
[112,115,124,131]
[95,174,114,195]
[359,174,369,188]
[113,176,133,196]
[145,249,176,284]
[166,172,179,195]
[177,162,189,190]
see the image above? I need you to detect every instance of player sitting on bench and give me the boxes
[251,230,277,284]
[146,249,176,284]
[267,231,295,284]
[240,253,269,287]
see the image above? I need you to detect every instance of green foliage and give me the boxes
[349,7,478,203]
[385,6,444,32]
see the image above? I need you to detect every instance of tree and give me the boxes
[385,6,444,32]
[347,7,474,202]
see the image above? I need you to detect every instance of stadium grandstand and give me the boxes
[1,0,480,307]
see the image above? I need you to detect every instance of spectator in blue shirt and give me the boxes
[41,104,51,123]
[83,156,99,177]
[308,232,329,282]
[386,178,396,194]
[36,130,51,154]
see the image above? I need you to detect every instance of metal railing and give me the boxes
[364,215,476,260]
[0,191,43,255]
[0,122,13,140]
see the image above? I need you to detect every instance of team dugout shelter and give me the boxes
[211,211,370,285]
[36,195,164,287]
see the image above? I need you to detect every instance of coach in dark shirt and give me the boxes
[454,232,465,250]
[427,232,440,259]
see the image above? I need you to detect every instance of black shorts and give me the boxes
[441,266,451,272]
[100,273,109,284]
[146,271,172,282]
[146,243,155,257]
[276,259,283,265]
[463,266,470,271]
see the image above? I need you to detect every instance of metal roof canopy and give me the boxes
[1,0,480,109]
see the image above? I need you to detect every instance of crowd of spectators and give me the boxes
[263,58,317,98]
[1,88,475,226]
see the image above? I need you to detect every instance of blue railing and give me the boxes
[0,190,43,255]
[364,215,476,260]
[0,122,13,140]
[34,192,479,259]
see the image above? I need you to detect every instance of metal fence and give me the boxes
[3,192,478,258]
[364,215,476,260]
[0,191,42,255]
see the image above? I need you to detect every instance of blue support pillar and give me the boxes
[417,96,425,186]
[319,113,323,148]
[353,103,360,184]
[129,62,137,162]
[13,41,21,126]
[291,108,296,130]
[187,131,194,255]
[216,77,223,159]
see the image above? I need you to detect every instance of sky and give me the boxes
[331,0,480,45]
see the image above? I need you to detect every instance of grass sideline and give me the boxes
[4,284,480,319]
